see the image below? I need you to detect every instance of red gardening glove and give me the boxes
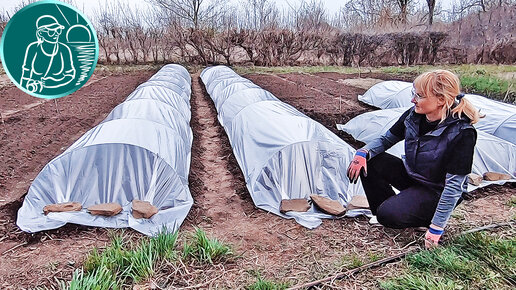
[347,149,368,184]
[424,225,444,249]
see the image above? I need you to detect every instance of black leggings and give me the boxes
[360,152,441,229]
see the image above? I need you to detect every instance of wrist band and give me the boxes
[355,151,367,158]
[429,227,444,235]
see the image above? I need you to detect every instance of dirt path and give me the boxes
[187,72,252,225]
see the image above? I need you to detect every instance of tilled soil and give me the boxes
[0,68,514,289]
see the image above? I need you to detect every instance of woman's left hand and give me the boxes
[424,225,444,249]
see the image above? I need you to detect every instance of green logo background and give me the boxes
[0,0,99,99]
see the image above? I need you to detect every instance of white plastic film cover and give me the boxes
[338,108,516,191]
[17,64,193,236]
[358,80,413,109]
[358,80,516,144]
[201,66,369,229]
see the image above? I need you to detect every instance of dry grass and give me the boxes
[94,64,162,75]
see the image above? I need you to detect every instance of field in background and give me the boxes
[235,64,516,103]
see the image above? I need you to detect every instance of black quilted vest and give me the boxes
[402,107,474,192]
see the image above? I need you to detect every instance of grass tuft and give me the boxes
[61,266,119,290]
[507,196,516,207]
[72,229,178,288]
[338,254,365,269]
[122,239,155,282]
[182,227,233,264]
[61,228,237,288]
[247,275,289,290]
[380,232,516,289]
[380,273,459,290]
[460,75,511,100]
[405,247,477,280]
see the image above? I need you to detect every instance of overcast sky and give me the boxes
[2,0,456,17]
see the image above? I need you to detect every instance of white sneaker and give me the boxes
[369,215,380,225]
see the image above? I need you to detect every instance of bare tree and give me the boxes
[232,29,259,63]
[453,0,515,15]
[0,9,9,36]
[340,0,394,30]
[396,0,412,24]
[426,0,436,26]
[94,2,124,63]
[295,0,327,30]
[145,9,167,63]
[148,0,224,29]
[241,0,278,30]
[119,3,140,63]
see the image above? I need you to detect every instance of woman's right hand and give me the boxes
[347,149,368,183]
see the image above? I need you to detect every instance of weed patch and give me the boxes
[61,266,119,290]
[380,232,516,289]
[379,64,516,102]
[247,275,289,290]
[338,253,365,270]
[62,230,178,289]
[460,75,511,101]
[507,196,516,207]
[182,227,233,264]
[59,228,234,288]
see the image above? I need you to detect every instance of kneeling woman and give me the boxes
[347,70,480,248]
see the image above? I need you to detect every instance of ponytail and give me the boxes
[451,94,481,124]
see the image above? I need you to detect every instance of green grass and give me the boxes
[460,75,512,100]
[380,232,516,289]
[381,273,460,289]
[379,64,516,102]
[368,251,385,263]
[379,64,516,76]
[338,253,365,269]
[59,227,235,289]
[247,276,289,290]
[182,227,233,264]
[379,66,427,75]
[507,196,516,207]
[453,232,516,282]
[62,266,119,290]
[62,229,178,289]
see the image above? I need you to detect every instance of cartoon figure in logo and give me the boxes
[21,15,76,93]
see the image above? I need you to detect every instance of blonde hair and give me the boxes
[414,70,480,124]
